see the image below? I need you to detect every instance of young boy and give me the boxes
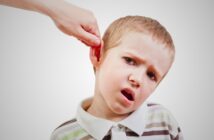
[51,16,183,140]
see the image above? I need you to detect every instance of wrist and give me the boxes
[31,0,63,18]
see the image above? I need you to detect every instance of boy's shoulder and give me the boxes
[50,118,91,140]
[146,102,171,114]
[145,102,182,139]
[145,102,180,129]
[55,118,78,130]
[146,102,176,120]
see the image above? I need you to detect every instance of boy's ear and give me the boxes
[89,40,104,68]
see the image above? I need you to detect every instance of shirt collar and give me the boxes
[76,97,148,139]
[120,101,148,136]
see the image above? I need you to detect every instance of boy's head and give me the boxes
[102,15,175,59]
[89,16,175,119]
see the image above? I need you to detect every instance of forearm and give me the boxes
[0,0,60,17]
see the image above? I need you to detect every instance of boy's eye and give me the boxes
[123,57,136,65]
[147,71,157,81]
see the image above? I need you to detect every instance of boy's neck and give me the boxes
[86,96,129,122]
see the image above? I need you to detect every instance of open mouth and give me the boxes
[121,89,134,101]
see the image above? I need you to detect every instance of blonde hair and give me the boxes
[102,15,175,56]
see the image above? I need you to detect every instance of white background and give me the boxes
[0,0,213,140]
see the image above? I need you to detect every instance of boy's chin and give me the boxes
[110,105,134,116]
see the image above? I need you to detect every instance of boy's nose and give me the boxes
[128,68,146,88]
[128,74,141,88]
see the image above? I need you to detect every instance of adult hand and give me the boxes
[49,1,101,47]
[0,0,101,47]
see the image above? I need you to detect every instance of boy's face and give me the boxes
[94,32,174,116]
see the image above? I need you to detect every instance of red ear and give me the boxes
[94,46,101,61]
[90,46,100,67]
[89,40,104,67]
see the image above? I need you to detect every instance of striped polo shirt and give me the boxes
[51,98,183,140]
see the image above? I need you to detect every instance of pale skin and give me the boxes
[0,0,101,47]
[89,32,174,121]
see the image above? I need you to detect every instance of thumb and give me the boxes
[78,28,101,47]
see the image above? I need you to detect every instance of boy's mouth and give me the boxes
[121,88,135,101]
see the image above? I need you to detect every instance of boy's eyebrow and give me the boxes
[124,52,163,78]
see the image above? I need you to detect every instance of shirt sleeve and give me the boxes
[167,110,184,140]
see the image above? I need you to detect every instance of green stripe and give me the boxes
[146,122,172,130]
[61,129,86,140]
[147,111,168,121]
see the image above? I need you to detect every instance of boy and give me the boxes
[51,16,183,140]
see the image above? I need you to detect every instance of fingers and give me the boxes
[49,1,101,47]
[87,20,100,38]
[78,27,101,47]
[79,16,101,47]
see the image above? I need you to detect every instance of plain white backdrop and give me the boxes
[0,0,213,140]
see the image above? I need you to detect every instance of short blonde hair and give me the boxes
[102,15,175,56]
